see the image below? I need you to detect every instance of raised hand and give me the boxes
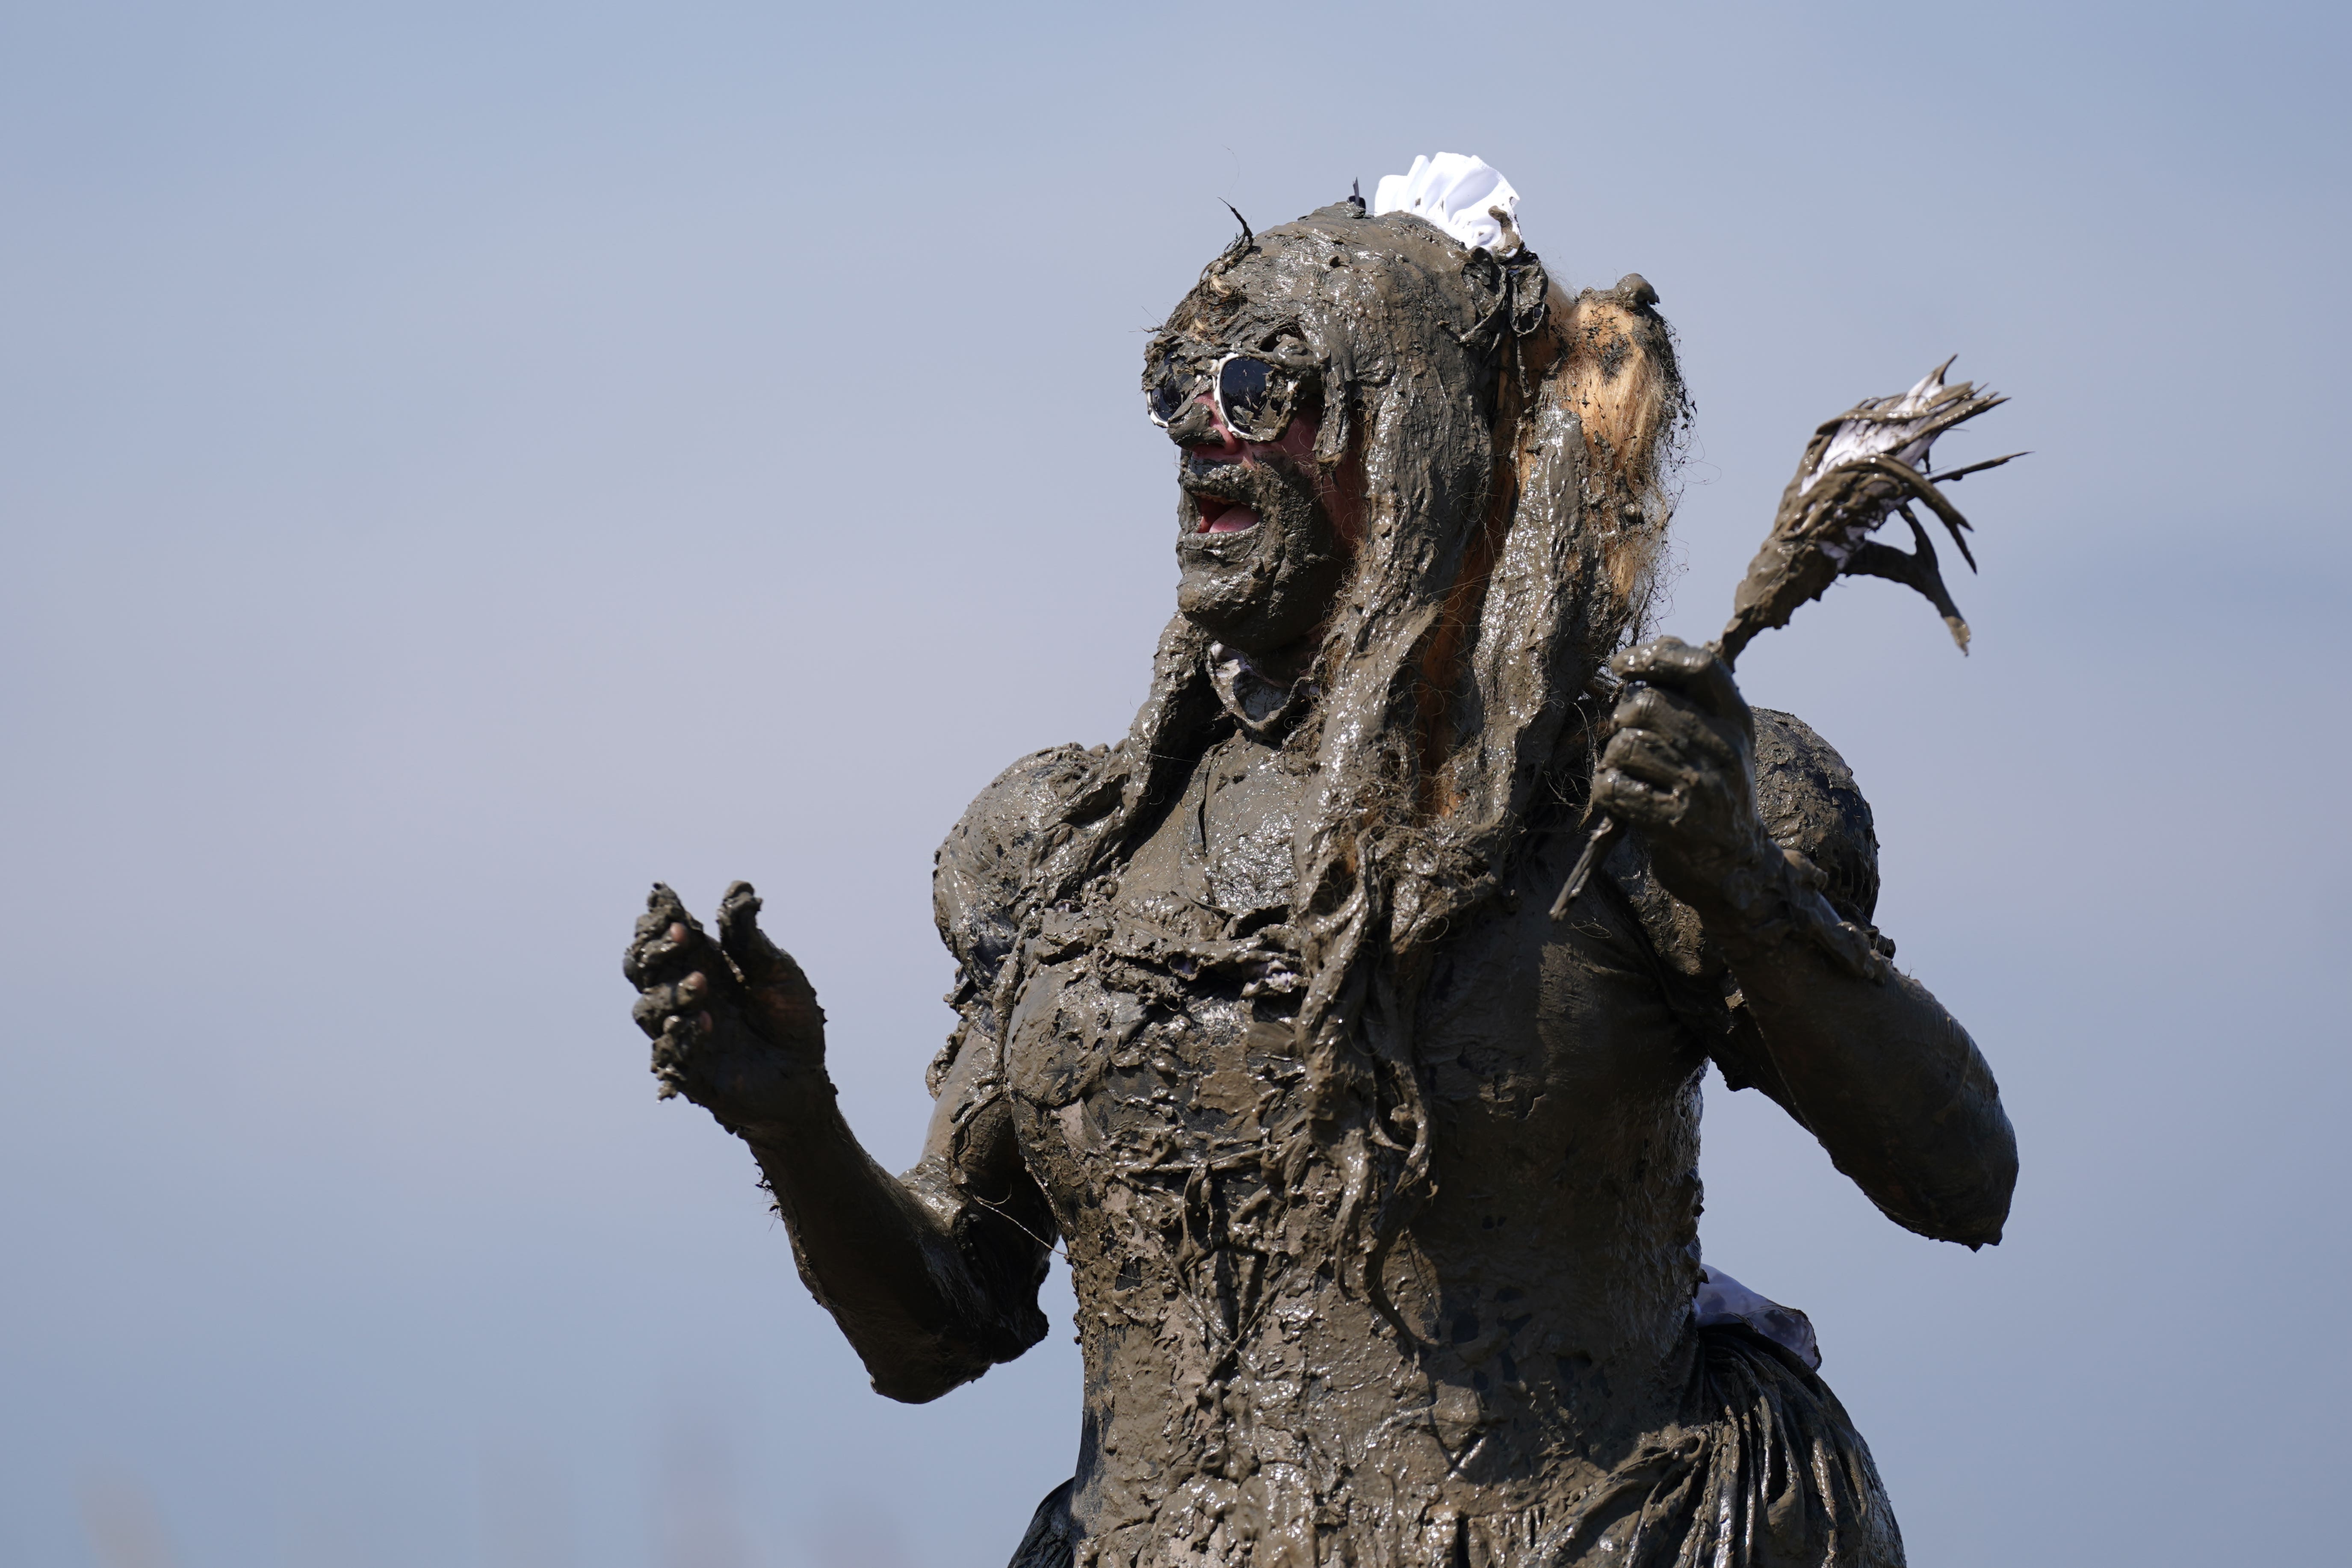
[624,881,828,1137]
[1592,637,1776,916]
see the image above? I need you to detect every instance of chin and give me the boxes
[1170,455,1347,655]
[1176,585,1281,648]
[1173,519,1282,641]
[1176,546,1341,656]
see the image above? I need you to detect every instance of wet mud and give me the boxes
[625,199,2017,1568]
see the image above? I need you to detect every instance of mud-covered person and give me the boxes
[625,168,2015,1568]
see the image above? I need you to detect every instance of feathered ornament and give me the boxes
[1551,360,2024,918]
[1721,359,2020,663]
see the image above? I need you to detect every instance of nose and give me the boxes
[1163,393,1240,455]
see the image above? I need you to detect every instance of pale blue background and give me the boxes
[3,3,2346,1564]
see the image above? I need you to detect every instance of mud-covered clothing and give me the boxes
[916,712,1906,1568]
[1007,1323,1895,1568]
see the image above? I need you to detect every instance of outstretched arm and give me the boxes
[626,883,1051,1400]
[1595,639,2018,1246]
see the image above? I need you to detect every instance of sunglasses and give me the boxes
[1144,351,1311,443]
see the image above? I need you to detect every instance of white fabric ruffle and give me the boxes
[1371,153,1522,251]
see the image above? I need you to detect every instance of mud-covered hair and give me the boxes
[997,203,1686,1332]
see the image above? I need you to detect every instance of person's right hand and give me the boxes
[624,881,829,1137]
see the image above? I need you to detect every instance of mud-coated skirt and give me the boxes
[1550,1325,1905,1567]
[1007,1325,1904,1568]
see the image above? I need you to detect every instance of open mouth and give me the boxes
[1194,495,1261,534]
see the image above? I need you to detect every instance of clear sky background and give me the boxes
[3,3,2346,1565]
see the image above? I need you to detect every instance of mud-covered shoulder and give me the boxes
[1751,706,1879,925]
[926,744,1104,1097]
[932,743,1102,998]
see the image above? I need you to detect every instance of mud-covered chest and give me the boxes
[1003,964,1303,1168]
[1114,731,1307,930]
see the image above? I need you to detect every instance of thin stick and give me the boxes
[1548,817,1625,921]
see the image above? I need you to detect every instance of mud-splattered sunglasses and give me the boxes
[1144,352,1311,443]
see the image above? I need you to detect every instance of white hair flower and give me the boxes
[1372,153,1522,252]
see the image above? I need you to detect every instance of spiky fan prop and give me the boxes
[1551,361,2021,918]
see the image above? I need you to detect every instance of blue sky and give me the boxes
[2,3,2346,1564]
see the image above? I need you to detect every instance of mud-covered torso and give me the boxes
[979,731,1731,1567]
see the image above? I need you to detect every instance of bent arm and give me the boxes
[743,1036,1051,1402]
[1588,645,2016,1246]
[760,745,1093,1397]
[625,879,1050,1403]
[1712,924,2016,1246]
[640,749,1084,1397]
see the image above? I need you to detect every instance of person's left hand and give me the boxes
[1591,637,1776,917]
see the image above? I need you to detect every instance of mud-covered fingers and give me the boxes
[624,921,730,997]
[1609,636,1749,725]
[1601,713,1728,793]
[631,984,671,1039]
[623,882,698,986]
[632,882,696,942]
[623,884,736,992]
[630,968,721,1041]
[647,1011,708,1100]
[1609,634,1715,687]
[1610,686,1740,769]
[1591,765,1684,827]
[719,883,829,1055]
[625,886,742,1052]
[716,881,816,996]
[1594,700,1743,830]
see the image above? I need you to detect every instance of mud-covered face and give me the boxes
[1148,208,1504,661]
[1152,339,1349,657]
